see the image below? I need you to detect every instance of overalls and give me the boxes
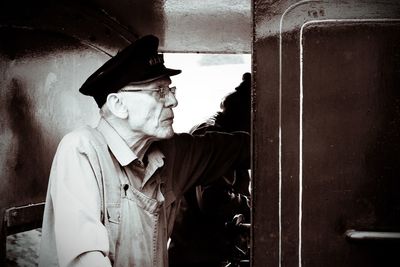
[98,149,173,267]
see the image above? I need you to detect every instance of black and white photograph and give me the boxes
[0,1,399,266]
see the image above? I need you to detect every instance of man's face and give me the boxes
[120,77,178,140]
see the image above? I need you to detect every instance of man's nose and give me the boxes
[164,92,178,108]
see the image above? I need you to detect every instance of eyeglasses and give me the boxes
[119,86,176,99]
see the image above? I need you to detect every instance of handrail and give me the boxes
[345,229,400,241]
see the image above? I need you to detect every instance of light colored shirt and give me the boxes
[39,118,249,267]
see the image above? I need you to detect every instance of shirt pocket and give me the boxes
[106,204,120,262]
[107,204,121,224]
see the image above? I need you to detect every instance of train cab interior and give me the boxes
[1,0,400,266]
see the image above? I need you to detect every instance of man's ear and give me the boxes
[106,93,128,119]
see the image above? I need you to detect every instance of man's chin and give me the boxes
[156,128,174,139]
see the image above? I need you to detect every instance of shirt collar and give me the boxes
[96,118,137,166]
[96,118,165,168]
[142,146,165,187]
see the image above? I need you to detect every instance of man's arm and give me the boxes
[41,132,111,267]
[161,131,250,196]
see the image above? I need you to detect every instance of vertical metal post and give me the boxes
[0,208,7,266]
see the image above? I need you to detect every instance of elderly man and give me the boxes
[39,35,249,267]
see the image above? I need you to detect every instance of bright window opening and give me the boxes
[164,53,251,133]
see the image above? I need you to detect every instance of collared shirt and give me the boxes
[39,118,249,267]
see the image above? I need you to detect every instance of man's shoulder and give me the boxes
[59,126,105,149]
[63,126,97,140]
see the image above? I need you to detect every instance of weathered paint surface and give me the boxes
[0,28,107,211]
[0,1,135,55]
[86,0,252,53]
[301,22,400,266]
[163,0,251,53]
[253,0,400,266]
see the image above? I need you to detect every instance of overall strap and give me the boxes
[92,127,122,225]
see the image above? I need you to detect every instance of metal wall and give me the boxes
[0,28,103,208]
[253,0,400,266]
[84,0,252,53]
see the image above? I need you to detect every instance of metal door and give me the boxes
[253,1,400,266]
